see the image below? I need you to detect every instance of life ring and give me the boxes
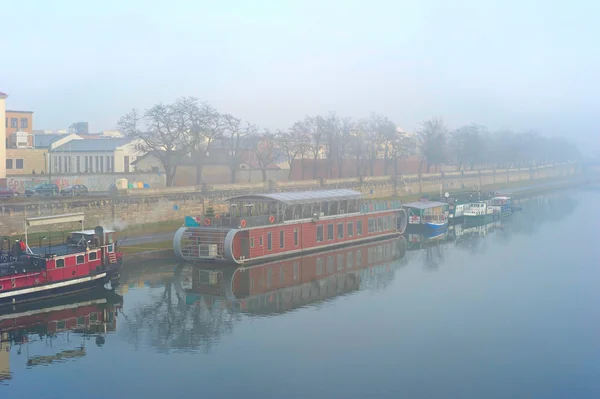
[33,259,40,267]
[240,219,247,228]
[204,218,211,226]
[269,215,275,224]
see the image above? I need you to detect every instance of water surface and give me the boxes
[2,189,599,398]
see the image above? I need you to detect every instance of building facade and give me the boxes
[50,138,139,174]
[0,92,6,186]
[5,110,33,148]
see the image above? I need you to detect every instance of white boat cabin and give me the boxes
[489,196,511,206]
[463,202,494,216]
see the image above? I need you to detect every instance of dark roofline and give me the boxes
[6,110,34,114]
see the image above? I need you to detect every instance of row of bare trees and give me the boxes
[118,98,580,186]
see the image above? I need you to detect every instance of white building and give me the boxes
[50,138,141,174]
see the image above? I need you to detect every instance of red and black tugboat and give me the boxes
[0,213,124,307]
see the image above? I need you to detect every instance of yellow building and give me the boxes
[0,91,7,187]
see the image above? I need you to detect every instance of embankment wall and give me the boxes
[0,163,582,235]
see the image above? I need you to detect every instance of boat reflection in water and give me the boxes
[185,236,408,314]
[0,290,122,383]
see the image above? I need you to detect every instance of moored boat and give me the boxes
[488,196,513,218]
[173,189,408,264]
[463,201,501,224]
[403,200,449,234]
[0,213,124,306]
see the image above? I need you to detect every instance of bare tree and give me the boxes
[336,117,353,178]
[304,116,327,178]
[417,117,448,174]
[186,103,223,185]
[221,115,257,183]
[275,130,300,180]
[288,121,312,179]
[254,129,280,182]
[118,99,191,187]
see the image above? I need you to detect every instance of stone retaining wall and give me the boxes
[0,163,581,235]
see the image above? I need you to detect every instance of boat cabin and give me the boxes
[186,189,400,229]
[403,201,449,225]
[489,196,511,207]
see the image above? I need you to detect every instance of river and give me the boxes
[2,188,600,398]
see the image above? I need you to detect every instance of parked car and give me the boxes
[24,183,59,197]
[0,187,17,199]
[60,184,89,196]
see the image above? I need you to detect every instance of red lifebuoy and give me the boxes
[269,215,275,223]
[240,219,247,228]
[204,218,211,226]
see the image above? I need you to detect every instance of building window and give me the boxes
[267,268,272,288]
[347,252,353,268]
[293,262,299,280]
[357,220,363,235]
[326,256,334,273]
[89,251,97,261]
[337,223,344,239]
[378,217,383,232]
[327,223,334,240]
[316,258,323,276]
[76,255,85,264]
[280,266,285,284]
[20,118,28,129]
[56,259,65,268]
[348,222,354,237]
[259,236,263,246]
[317,225,323,242]
[6,159,13,169]
[337,254,344,271]
[15,159,23,169]
[356,249,362,266]
[294,228,299,246]
[267,232,272,251]
[279,230,284,249]
[10,118,17,128]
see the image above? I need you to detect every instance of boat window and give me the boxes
[356,249,362,266]
[267,232,272,251]
[347,222,354,237]
[250,237,254,248]
[357,220,363,235]
[76,255,85,264]
[279,230,284,248]
[77,316,85,326]
[317,225,324,242]
[108,244,114,253]
[57,320,66,330]
[56,258,65,268]
[89,251,97,261]
[90,312,98,322]
[327,224,334,240]
[337,223,344,239]
[107,233,114,244]
[294,228,299,246]
[316,258,323,275]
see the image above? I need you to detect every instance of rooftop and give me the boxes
[402,201,448,209]
[6,109,33,114]
[33,134,63,148]
[0,91,8,99]
[52,138,132,152]
[227,189,362,206]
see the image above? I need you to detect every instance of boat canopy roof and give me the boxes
[226,189,362,206]
[402,201,448,209]
[25,213,85,227]
[71,229,116,235]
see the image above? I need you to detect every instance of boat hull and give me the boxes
[0,259,122,307]
[464,213,501,224]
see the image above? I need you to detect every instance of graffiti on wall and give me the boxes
[7,173,166,192]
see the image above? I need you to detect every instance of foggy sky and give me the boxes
[1,0,598,154]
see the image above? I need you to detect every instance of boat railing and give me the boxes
[360,199,403,213]
[187,214,285,229]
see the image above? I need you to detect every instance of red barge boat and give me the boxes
[173,189,408,264]
[0,213,123,307]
